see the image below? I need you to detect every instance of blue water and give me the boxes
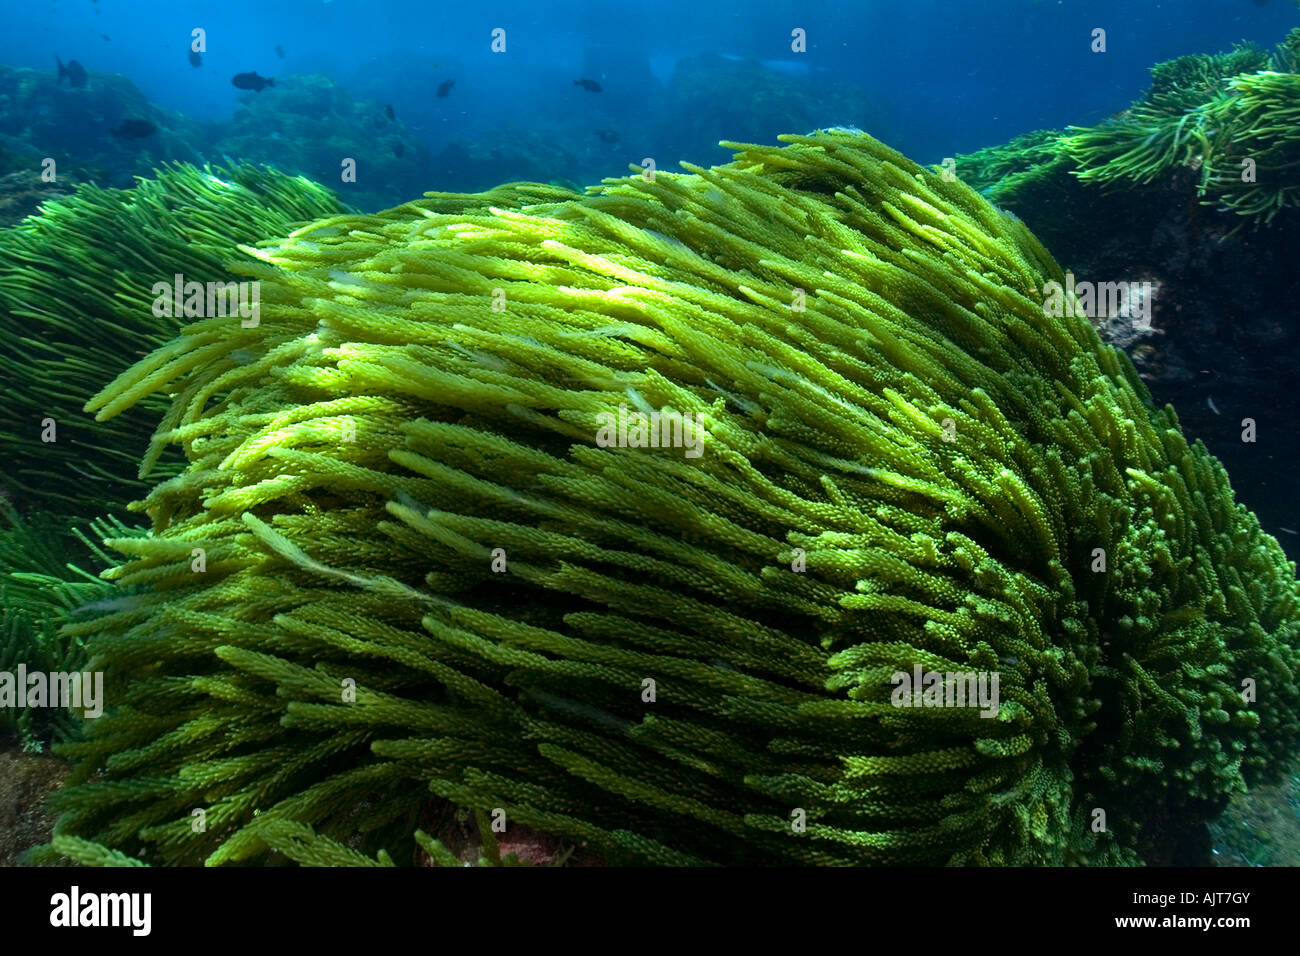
[3,0,1298,187]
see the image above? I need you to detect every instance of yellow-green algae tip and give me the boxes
[40,128,1300,867]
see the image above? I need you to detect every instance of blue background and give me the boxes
[4,0,1298,167]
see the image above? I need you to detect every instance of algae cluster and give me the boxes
[6,129,1292,867]
[0,163,350,516]
[954,29,1300,228]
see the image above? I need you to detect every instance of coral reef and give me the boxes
[0,163,351,516]
[0,64,208,187]
[0,53,884,209]
[649,54,884,169]
[429,128,583,195]
[0,65,428,212]
[214,75,430,212]
[33,130,1300,867]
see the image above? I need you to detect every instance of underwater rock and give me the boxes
[0,64,207,186]
[0,745,69,866]
[430,127,582,193]
[213,74,428,212]
[647,53,886,170]
[0,168,74,226]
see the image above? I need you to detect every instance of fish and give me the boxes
[385,104,395,121]
[111,118,157,140]
[594,128,620,144]
[232,71,274,92]
[436,80,455,98]
[188,50,202,68]
[393,142,405,158]
[101,34,110,42]
[574,78,602,92]
[56,56,88,88]
[275,45,285,59]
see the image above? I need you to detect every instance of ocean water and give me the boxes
[1,0,1297,184]
[1,0,1299,880]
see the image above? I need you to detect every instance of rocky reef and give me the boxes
[948,30,1300,551]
